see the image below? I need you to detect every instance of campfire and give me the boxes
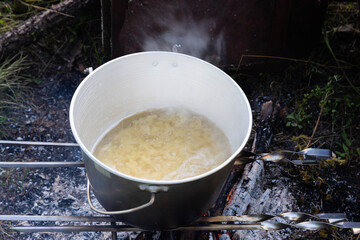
[0,99,359,239]
[0,0,360,239]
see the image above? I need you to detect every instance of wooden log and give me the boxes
[222,100,274,217]
[221,100,299,239]
[0,0,95,60]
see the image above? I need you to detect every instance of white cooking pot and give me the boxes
[69,51,252,229]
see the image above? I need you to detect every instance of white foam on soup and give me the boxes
[93,107,232,180]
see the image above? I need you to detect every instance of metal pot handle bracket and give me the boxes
[86,178,169,215]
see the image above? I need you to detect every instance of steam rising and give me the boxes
[132,3,225,65]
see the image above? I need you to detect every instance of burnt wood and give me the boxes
[0,0,95,60]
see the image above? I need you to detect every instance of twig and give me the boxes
[0,223,15,239]
[306,91,330,148]
[324,33,360,96]
[236,54,332,74]
[19,0,74,18]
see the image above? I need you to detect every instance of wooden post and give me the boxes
[101,0,112,59]
[111,0,128,59]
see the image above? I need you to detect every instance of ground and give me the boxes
[0,1,359,239]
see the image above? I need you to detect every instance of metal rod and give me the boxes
[342,223,360,235]
[198,213,347,223]
[0,162,84,168]
[1,213,347,224]
[3,215,359,233]
[10,224,262,233]
[198,215,273,223]
[0,140,79,147]
[0,215,115,222]
[176,224,262,231]
[10,225,143,233]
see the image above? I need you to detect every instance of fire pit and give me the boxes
[0,67,359,239]
[0,0,359,239]
[1,140,359,240]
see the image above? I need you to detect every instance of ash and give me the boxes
[224,162,298,240]
[0,71,300,240]
[0,73,131,239]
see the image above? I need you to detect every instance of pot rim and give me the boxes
[69,51,253,185]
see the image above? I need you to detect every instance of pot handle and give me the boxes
[86,178,168,215]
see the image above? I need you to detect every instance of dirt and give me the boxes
[0,71,116,239]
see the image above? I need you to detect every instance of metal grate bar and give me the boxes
[0,215,115,222]
[198,213,347,223]
[0,140,83,168]
[1,213,348,224]
[0,140,79,147]
[2,214,360,233]
[8,222,360,233]
[0,162,84,168]
[10,225,143,233]
[10,224,263,233]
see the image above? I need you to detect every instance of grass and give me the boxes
[287,1,360,163]
[0,0,61,35]
[282,3,360,238]
[1,0,105,74]
[0,54,31,132]
[240,2,360,165]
